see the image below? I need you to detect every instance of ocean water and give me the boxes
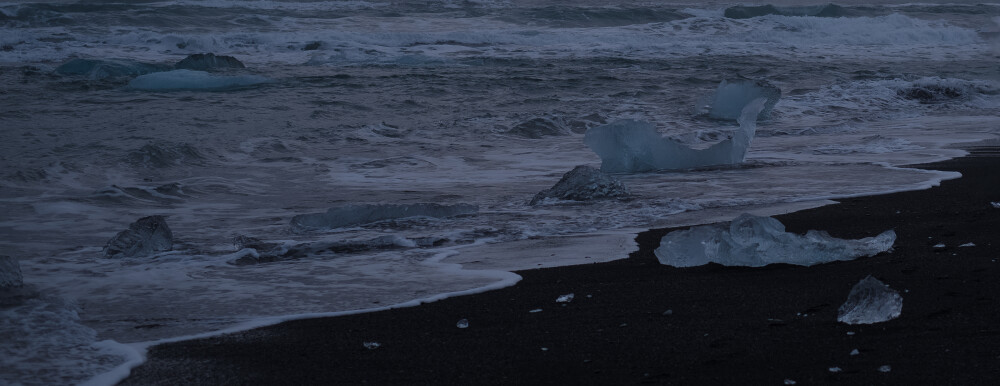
[1,0,999,384]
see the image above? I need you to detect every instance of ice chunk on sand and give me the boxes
[529,165,630,205]
[702,79,781,121]
[585,99,766,173]
[290,203,478,232]
[456,319,469,329]
[878,365,892,373]
[174,53,246,71]
[654,214,895,267]
[1,256,23,290]
[556,293,575,303]
[837,275,903,325]
[103,216,173,258]
[128,69,270,91]
[55,58,169,79]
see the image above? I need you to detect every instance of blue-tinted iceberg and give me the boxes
[55,58,170,79]
[654,214,895,267]
[0,256,23,290]
[128,69,270,91]
[703,79,781,121]
[103,216,173,258]
[837,275,903,324]
[585,99,765,173]
[291,203,478,232]
[530,165,630,205]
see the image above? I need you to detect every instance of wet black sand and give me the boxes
[121,148,1000,385]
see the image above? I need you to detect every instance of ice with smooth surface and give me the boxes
[103,216,173,258]
[290,203,478,232]
[654,214,896,267]
[837,275,903,325]
[585,99,766,173]
[530,165,630,205]
[556,293,574,303]
[128,69,270,91]
[704,79,782,121]
[55,58,169,79]
[0,256,23,290]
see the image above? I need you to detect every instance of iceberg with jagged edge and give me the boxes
[128,69,270,91]
[103,216,174,258]
[291,203,478,232]
[703,78,781,121]
[837,275,903,324]
[654,214,896,267]
[585,99,766,173]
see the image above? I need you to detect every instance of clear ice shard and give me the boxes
[556,293,574,303]
[456,319,469,329]
[654,214,896,267]
[128,69,270,91]
[290,203,478,232]
[702,79,781,121]
[837,275,903,325]
[530,165,630,205]
[0,256,23,290]
[584,99,766,173]
[103,215,173,258]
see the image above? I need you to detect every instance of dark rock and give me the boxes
[103,216,173,258]
[898,86,963,103]
[303,42,322,51]
[530,165,630,205]
[175,53,246,71]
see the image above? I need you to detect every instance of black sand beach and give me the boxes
[121,148,1000,385]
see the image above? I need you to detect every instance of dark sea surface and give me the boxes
[1,1,998,384]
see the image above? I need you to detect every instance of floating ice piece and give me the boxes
[655,214,895,267]
[585,99,766,173]
[702,79,781,121]
[724,4,849,19]
[290,203,477,232]
[103,216,173,258]
[850,349,860,356]
[507,117,568,138]
[959,242,975,247]
[556,293,574,303]
[55,58,169,79]
[837,275,903,325]
[128,69,270,91]
[175,53,246,71]
[878,365,892,373]
[1,256,23,290]
[363,342,381,350]
[529,165,630,205]
[456,319,469,329]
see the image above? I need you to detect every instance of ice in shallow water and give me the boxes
[584,99,766,173]
[102,216,173,258]
[127,69,270,91]
[290,203,478,232]
[837,275,903,325]
[529,165,629,205]
[654,214,896,267]
[703,79,782,121]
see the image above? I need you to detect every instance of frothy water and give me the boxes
[1,1,999,385]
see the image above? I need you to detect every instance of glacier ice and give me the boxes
[556,293,574,303]
[702,79,781,121]
[837,275,903,325]
[456,319,469,329]
[103,216,173,258]
[724,4,849,19]
[127,69,270,91]
[1,256,23,290]
[530,165,630,205]
[55,58,169,79]
[584,99,766,173]
[175,53,246,71]
[290,203,478,232]
[654,214,895,267]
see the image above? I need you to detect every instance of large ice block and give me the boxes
[837,275,903,324]
[530,165,630,205]
[290,203,478,232]
[654,214,895,267]
[103,216,174,258]
[584,99,766,173]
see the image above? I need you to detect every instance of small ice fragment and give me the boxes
[846,331,855,336]
[959,242,975,247]
[933,243,946,248]
[784,379,797,385]
[663,310,673,315]
[850,349,860,356]
[363,342,381,350]
[990,202,1000,208]
[541,347,549,351]
[878,365,892,373]
[103,215,173,258]
[529,309,543,313]
[837,276,903,325]
[556,293,575,303]
[655,214,895,267]
[456,319,469,329]
[619,323,627,327]
[829,367,842,373]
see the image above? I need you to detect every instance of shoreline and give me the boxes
[120,149,999,385]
